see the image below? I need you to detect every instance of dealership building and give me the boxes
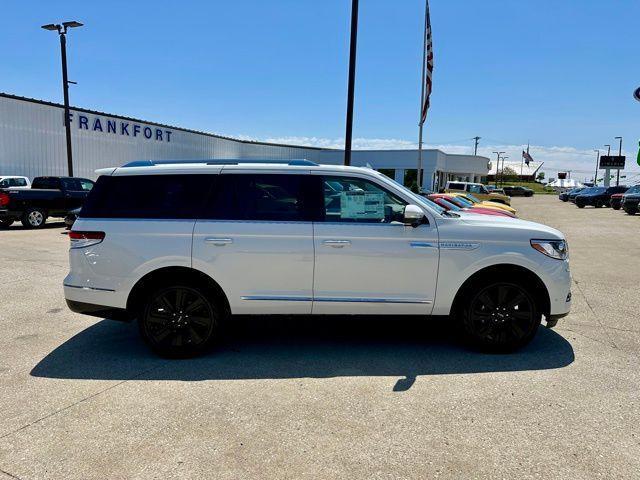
[0,93,490,190]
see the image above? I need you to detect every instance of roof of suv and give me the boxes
[100,159,380,177]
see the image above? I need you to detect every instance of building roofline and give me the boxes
[0,91,334,152]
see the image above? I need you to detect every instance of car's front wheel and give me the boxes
[21,208,47,228]
[138,284,221,357]
[460,281,541,352]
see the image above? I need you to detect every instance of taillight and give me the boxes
[69,231,105,249]
[0,193,9,207]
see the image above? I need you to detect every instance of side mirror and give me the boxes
[403,204,426,227]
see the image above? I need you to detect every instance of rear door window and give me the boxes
[81,174,214,219]
[203,174,318,221]
[448,182,465,190]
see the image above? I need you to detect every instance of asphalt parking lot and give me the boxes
[0,195,639,479]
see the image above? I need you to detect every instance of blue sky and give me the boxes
[2,0,640,180]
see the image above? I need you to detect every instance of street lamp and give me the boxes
[614,136,622,186]
[593,149,600,185]
[41,20,83,177]
[604,144,611,156]
[492,151,505,187]
[500,156,509,186]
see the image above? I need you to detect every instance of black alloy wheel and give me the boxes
[140,285,218,357]
[463,282,540,351]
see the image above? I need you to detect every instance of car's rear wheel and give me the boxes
[21,208,47,228]
[0,218,14,228]
[461,281,540,352]
[625,207,637,215]
[577,203,585,208]
[612,203,621,210]
[138,284,221,357]
[594,200,603,208]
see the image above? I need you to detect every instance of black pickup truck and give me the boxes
[0,176,94,228]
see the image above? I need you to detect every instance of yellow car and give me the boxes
[445,181,511,205]
[448,193,518,215]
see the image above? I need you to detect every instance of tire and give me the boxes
[138,284,222,358]
[594,200,603,208]
[577,203,585,209]
[21,208,47,229]
[0,218,14,228]
[625,207,637,216]
[612,204,621,210]
[460,281,541,352]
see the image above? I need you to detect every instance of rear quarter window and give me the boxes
[448,183,465,190]
[81,174,214,219]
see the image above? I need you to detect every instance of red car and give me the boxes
[428,194,516,218]
[610,193,624,210]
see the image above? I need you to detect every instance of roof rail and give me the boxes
[120,159,319,168]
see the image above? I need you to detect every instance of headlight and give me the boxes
[530,239,568,260]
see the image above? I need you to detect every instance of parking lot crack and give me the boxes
[0,467,23,480]
[0,366,160,441]
[572,279,618,350]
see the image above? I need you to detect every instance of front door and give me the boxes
[192,172,316,315]
[312,174,439,315]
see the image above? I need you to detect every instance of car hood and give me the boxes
[453,211,565,240]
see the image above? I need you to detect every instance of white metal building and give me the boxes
[0,93,489,191]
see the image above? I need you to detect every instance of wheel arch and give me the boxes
[451,263,551,318]
[126,266,231,318]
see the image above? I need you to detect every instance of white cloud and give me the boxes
[236,135,640,183]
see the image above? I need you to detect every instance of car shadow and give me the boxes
[31,316,574,391]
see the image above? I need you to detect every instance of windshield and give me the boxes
[436,198,461,211]
[453,196,473,207]
[625,185,640,195]
[582,187,605,195]
[465,193,480,203]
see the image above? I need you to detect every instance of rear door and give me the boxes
[311,173,439,315]
[192,171,316,315]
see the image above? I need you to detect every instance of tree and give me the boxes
[536,172,545,181]
[501,166,519,182]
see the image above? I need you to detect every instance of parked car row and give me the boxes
[559,185,640,215]
[0,176,94,228]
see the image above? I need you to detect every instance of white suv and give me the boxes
[64,160,571,357]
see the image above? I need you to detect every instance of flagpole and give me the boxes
[417,0,429,192]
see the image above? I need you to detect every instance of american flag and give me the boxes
[420,0,434,125]
[523,149,534,166]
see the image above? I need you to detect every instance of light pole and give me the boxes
[615,136,622,186]
[42,21,83,177]
[603,144,612,187]
[492,151,505,187]
[343,0,359,166]
[500,156,509,186]
[593,149,600,185]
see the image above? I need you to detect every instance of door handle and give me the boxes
[323,239,351,248]
[204,237,233,246]
[410,242,438,249]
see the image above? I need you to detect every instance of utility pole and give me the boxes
[492,151,504,187]
[473,136,481,156]
[593,149,600,185]
[42,21,83,177]
[615,136,622,186]
[343,0,359,166]
[604,144,611,187]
